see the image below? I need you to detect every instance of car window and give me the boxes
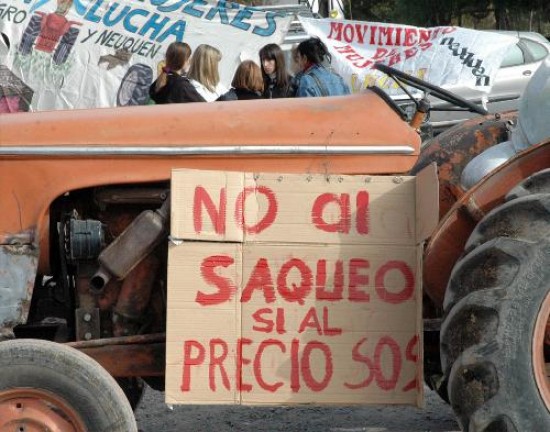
[501,44,525,67]
[522,39,549,62]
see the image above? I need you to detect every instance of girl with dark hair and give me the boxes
[294,37,350,98]
[259,43,292,99]
[217,60,264,101]
[149,42,205,104]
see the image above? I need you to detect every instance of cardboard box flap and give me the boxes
[415,163,439,244]
[171,169,432,246]
[171,169,245,242]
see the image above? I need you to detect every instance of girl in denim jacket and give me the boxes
[294,38,350,98]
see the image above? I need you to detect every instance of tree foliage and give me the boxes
[347,0,550,34]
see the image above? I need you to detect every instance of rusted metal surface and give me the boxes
[0,244,39,339]
[0,94,418,149]
[114,254,160,337]
[424,138,550,306]
[95,187,168,205]
[533,291,550,412]
[75,308,100,342]
[115,254,160,320]
[74,263,98,319]
[97,279,122,311]
[68,333,165,377]
[410,112,517,220]
[69,332,164,348]
[0,228,35,246]
[0,388,86,432]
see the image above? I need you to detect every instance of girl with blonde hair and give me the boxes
[149,42,205,104]
[188,44,228,102]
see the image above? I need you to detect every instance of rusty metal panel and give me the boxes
[69,333,165,377]
[0,244,38,338]
[424,138,550,306]
[410,112,517,220]
[75,308,100,341]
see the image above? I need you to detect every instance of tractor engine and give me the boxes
[22,185,170,350]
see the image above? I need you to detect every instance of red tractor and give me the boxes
[0,57,549,431]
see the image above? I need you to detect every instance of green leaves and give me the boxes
[347,0,549,33]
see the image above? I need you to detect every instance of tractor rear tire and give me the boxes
[0,339,138,431]
[441,180,550,431]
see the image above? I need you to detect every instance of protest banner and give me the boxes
[0,0,291,112]
[166,167,438,405]
[298,17,517,95]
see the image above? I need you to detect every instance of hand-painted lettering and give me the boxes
[235,186,278,235]
[209,339,230,391]
[375,260,415,304]
[253,339,285,392]
[193,186,227,235]
[311,193,351,234]
[197,255,236,305]
[180,340,205,391]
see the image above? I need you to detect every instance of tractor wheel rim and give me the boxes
[0,388,87,432]
[533,290,550,411]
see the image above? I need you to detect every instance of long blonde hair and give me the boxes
[155,42,192,92]
[188,44,222,93]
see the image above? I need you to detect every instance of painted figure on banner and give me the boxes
[149,42,205,104]
[294,37,351,98]
[188,44,228,102]
[258,43,292,99]
[18,0,82,65]
[217,60,264,101]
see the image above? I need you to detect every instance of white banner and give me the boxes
[299,17,517,95]
[0,0,291,112]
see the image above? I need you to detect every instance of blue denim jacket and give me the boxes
[295,64,350,97]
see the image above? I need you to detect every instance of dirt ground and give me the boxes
[135,386,460,432]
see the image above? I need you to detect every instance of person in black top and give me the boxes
[149,42,205,104]
[259,43,292,99]
[217,60,264,101]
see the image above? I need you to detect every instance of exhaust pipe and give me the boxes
[90,198,169,293]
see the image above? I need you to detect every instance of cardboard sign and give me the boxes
[298,17,517,96]
[166,168,437,405]
[0,0,290,112]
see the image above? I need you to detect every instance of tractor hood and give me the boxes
[0,91,419,151]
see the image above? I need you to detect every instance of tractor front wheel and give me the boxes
[0,339,138,432]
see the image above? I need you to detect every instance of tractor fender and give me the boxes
[423,138,550,306]
[410,111,516,220]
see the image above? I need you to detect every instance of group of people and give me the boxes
[149,37,350,104]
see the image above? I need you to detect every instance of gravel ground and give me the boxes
[135,386,460,432]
